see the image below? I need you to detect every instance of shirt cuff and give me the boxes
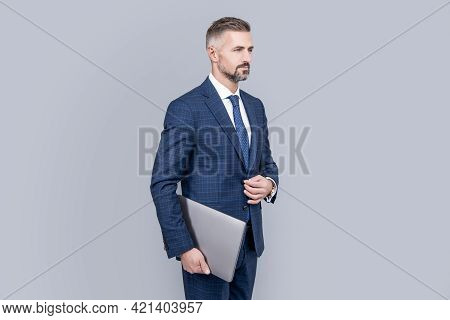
[264,177,277,203]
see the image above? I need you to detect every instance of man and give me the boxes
[150,17,279,300]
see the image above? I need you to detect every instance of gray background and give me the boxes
[1,0,449,299]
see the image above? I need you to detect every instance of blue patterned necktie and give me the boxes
[227,95,250,170]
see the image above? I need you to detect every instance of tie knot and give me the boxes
[227,95,240,108]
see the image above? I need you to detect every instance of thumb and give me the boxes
[249,175,262,182]
[199,258,210,275]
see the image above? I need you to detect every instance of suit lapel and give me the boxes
[203,79,246,167]
[201,77,260,172]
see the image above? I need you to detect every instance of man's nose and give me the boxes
[243,51,252,63]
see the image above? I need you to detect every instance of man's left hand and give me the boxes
[243,175,273,204]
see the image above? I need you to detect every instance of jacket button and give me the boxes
[242,205,248,210]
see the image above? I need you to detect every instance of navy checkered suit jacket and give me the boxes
[150,76,279,260]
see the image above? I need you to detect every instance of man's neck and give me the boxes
[211,69,238,94]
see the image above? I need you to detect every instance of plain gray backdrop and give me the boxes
[1,0,449,299]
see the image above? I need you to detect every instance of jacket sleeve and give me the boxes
[150,99,196,259]
[258,98,279,204]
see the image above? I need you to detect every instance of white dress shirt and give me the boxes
[208,73,251,143]
[208,73,277,202]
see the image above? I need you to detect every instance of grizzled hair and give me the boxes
[206,17,251,48]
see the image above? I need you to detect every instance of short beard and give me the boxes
[218,62,250,83]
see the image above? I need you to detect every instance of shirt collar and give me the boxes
[208,72,241,101]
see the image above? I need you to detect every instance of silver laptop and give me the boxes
[178,194,247,282]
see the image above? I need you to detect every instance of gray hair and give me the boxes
[206,17,251,48]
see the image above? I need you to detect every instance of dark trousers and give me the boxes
[181,224,258,300]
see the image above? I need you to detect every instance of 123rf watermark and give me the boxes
[137,125,311,177]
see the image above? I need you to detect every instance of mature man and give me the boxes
[150,17,279,300]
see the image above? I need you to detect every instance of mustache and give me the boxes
[237,63,250,69]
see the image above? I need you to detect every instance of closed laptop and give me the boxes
[178,194,247,282]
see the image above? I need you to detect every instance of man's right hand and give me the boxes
[180,248,210,275]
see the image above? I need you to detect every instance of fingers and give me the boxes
[247,198,262,205]
[244,189,263,204]
[244,183,266,195]
[243,175,265,188]
[192,265,204,274]
[182,253,210,275]
[243,180,264,188]
[199,258,211,275]
[183,264,204,274]
[243,176,271,204]
[243,182,265,205]
[244,189,264,200]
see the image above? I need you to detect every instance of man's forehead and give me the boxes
[221,30,253,46]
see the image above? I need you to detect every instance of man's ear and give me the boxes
[207,46,219,62]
